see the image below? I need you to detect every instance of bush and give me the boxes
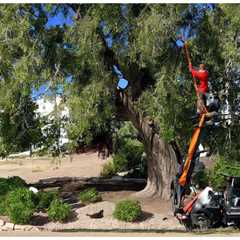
[0,178,10,196]
[7,176,27,188]
[121,139,144,166]
[192,169,209,189]
[0,196,7,215]
[119,139,146,178]
[0,177,27,196]
[0,176,27,196]
[79,188,102,204]
[47,199,71,222]
[36,191,58,211]
[113,199,142,222]
[115,125,147,178]
[112,154,128,172]
[6,188,35,224]
[100,140,146,178]
[100,161,115,177]
[208,155,240,191]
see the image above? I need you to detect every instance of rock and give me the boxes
[22,225,33,231]
[0,219,5,226]
[29,186,39,194]
[5,222,14,230]
[14,224,41,231]
[31,226,41,231]
[1,226,9,231]
[86,209,104,219]
[14,224,25,230]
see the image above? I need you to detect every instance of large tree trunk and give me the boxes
[118,92,177,200]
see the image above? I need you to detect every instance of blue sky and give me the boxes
[32,8,74,100]
[45,7,75,29]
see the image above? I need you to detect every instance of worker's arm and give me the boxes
[189,66,199,94]
[189,63,198,78]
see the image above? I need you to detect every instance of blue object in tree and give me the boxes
[117,78,128,90]
[112,65,128,90]
[176,39,185,48]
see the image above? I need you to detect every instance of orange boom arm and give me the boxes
[178,114,206,187]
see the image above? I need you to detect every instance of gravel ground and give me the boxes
[42,201,184,231]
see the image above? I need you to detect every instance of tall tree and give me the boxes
[64,4,240,198]
[0,5,45,156]
[0,4,239,198]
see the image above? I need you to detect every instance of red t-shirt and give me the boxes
[189,64,208,94]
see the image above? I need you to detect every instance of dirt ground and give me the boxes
[0,151,107,183]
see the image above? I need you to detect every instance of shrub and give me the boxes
[79,188,102,204]
[121,139,144,166]
[47,199,71,222]
[0,178,10,196]
[100,161,115,177]
[0,196,7,215]
[0,176,27,196]
[113,199,142,222]
[6,188,35,224]
[7,176,27,188]
[36,191,58,211]
[112,154,128,172]
[111,122,147,179]
[192,169,209,189]
[208,155,240,191]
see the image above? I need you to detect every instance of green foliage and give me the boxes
[0,177,28,216]
[67,82,114,149]
[100,161,116,177]
[209,155,240,191]
[113,199,142,222]
[120,139,144,168]
[79,188,102,204]
[112,153,128,172]
[47,199,71,222]
[0,196,7,215]
[36,191,58,211]
[7,176,27,188]
[193,169,209,189]
[0,178,11,196]
[101,125,146,178]
[112,122,147,178]
[0,176,27,196]
[114,122,138,146]
[6,188,35,224]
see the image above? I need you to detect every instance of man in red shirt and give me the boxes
[189,63,209,113]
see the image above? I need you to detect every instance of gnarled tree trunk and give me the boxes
[118,92,177,200]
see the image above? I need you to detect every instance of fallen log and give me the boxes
[30,176,147,192]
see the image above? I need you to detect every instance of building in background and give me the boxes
[34,95,70,150]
